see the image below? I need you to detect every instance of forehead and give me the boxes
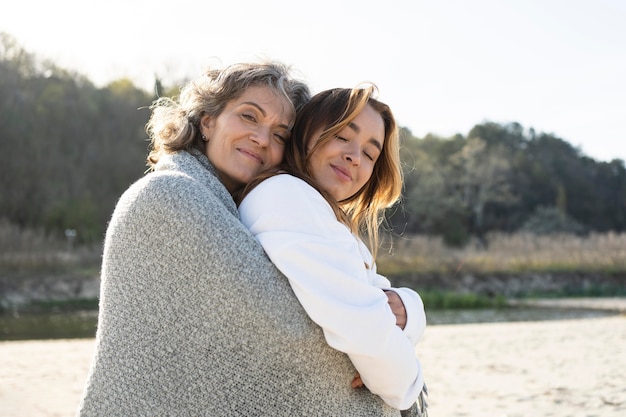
[348,104,385,146]
[231,86,294,122]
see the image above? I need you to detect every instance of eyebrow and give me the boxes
[348,121,383,151]
[242,101,290,131]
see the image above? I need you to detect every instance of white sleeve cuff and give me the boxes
[388,287,427,345]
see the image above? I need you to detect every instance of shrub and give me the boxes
[519,206,586,236]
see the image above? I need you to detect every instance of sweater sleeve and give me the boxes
[239,175,423,410]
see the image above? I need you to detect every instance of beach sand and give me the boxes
[1,304,624,417]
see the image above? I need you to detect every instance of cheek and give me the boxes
[307,154,323,177]
[360,164,376,184]
[203,140,219,162]
[268,145,285,165]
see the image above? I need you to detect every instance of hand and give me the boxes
[351,372,364,388]
[384,290,407,330]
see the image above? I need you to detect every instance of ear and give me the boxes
[200,114,214,138]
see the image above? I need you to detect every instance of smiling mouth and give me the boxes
[238,148,263,165]
[331,165,351,182]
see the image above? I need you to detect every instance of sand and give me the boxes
[1,300,624,417]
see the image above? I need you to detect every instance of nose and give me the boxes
[344,147,361,165]
[250,128,270,147]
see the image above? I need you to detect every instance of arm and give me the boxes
[362,242,427,346]
[239,175,423,410]
[386,288,426,345]
[351,290,411,389]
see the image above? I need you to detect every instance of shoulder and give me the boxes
[240,174,332,218]
[258,173,311,190]
[121,170,205,207]
[121,152,236,216]
[154,150,237,211]
[239,174,345,237]
[246,174,326,205]
[112,168,234,235]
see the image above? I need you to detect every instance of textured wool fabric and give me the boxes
[239,174,425,409]
[76,149,399,416]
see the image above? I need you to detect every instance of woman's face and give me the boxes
[201,86,294,193]
[307,104,384,202]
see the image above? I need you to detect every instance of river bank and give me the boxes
[1,298,624,417]
[2,270,625,312]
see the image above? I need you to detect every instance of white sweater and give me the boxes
[239,174,426,409]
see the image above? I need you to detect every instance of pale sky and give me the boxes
[2,0,625,162]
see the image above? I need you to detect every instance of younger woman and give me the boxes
[238,85,428,414]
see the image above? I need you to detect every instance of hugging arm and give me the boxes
[239,175,423,410]
[369,263,426,346]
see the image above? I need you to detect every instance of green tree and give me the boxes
[0,32,151,241]
[448,137,515,239]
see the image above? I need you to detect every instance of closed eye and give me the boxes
[364,145,381,162]
[242,113,257,123]
[274,133,287,144]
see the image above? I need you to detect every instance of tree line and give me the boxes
[1,33,624,246]
[391,124,625,245]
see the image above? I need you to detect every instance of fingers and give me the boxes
[351,372,364,388]
[385,290,407,329]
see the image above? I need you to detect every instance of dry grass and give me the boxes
[2,218,625,276]
[0,219,100,273]
[378,232,626,275]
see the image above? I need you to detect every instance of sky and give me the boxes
[2,0,625,162]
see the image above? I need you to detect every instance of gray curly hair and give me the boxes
[146,61,310,167]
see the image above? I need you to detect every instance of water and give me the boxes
[426,306,616,325]
[0,310,98,341]
[0,307,619,341]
